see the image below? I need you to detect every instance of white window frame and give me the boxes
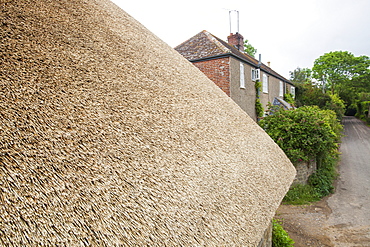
[251,68,260,81]
[263,74,268,93]
[279,81,284,97]
[240,62,245,89]
[291,86,296,98]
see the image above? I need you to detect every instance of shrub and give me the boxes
[324,94,345,120]
[260,105,342,203]
[308,153,338,197]
[259,106,339,163]
[272,219,295,247]
[294,82,331,108]
[283,93,295,106]
[356,100,370,124]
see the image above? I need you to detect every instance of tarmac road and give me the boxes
[326,116,370,246]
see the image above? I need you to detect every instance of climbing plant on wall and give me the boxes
[255,80,264,119]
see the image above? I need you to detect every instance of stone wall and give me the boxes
[292,159,317,185]
[258,222,272,247]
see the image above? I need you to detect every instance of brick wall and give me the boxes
[193,57,230,96]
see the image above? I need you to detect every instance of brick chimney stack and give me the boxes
[227,32,244,51]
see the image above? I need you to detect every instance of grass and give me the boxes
[282,184,321,205]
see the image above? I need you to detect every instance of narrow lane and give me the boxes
[326,116,370,245]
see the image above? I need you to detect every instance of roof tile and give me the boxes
[175,30,291,83]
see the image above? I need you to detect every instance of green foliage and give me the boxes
[255,80,264,118]
[255,79,262,92]
[294,83,345,119]
[283,153,339,204]
[312,51,370,113]
[261,106,342,204]
[308,170,334,197]
[320,109,343,142]
[308,153,338,197]
[259,106,339,163]
[272,219,295,247]
[312,51,366,93]
[289,67,313,84]
[283,93,295,106]
[255,98,264,118]
[355,93,370,124]
[294,82,331,108]
[324,94,345,120]
[243,39,257,57]
[283,184,320,205]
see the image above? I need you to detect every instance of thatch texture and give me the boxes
[0,0,296,245]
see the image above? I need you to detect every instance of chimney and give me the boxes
[258,54,261,67]
[227,32,244,51]
[267,61,271,67]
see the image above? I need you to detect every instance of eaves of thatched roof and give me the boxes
[0,0,295,246]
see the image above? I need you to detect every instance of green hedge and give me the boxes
[259,106,341,163]
[260,106,342,203]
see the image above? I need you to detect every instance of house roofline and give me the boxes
[190,53,294,86]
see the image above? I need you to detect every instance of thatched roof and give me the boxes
[0,0,295,245]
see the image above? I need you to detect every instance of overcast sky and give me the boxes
[111,0,370,78]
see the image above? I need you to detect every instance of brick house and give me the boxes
[175,30,295,121]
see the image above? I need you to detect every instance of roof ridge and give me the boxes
[175,30,291,83]
[207,32,291,82]
[174,31,204,50]
[203,31,230,54]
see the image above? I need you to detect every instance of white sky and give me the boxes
[111,0,370,78]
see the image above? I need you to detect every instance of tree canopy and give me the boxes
[291,51,369,117]
[289,67,313,84]
[312,51,370,95]
[243,39,257,57]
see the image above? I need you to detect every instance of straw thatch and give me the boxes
[0,0,296,246]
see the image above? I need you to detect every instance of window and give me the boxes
[291,86,296,98]
[279,81,284,97]
[263,74,268,93]
[251,68,260,81]
[240,62,245,88]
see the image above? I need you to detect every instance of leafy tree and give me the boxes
[289,67,313,84]
[310,51,370,114]
[312,51,370,95]
[293,83,345,119]
[294,83,331,108]
[243,39,257,57]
